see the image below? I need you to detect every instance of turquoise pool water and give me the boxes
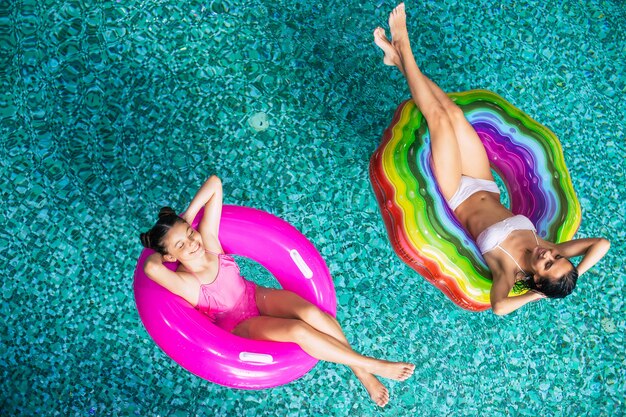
[2,0,624,415]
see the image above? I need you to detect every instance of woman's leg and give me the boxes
[385,4,461,200]
[422,78,493,181]
[375,4,493,184]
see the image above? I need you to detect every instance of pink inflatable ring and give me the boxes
[133,205,337,389]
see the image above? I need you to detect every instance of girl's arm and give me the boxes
[143,252,187,297]
[555,238,610,275]
[181,176,224,252]
[490,273,544,316]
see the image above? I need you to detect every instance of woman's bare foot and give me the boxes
[368,360,415,381]
[388,2,409,49]
[373,27,402,68]
[353,368,390,407]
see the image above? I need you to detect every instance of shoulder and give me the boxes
[485,254,517,290]
[484,252,506,277]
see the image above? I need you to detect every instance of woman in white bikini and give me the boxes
[374,3,610,315]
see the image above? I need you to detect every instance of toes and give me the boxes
[397,364,415,381]
[374,27,386,41]
[376,389,390,407]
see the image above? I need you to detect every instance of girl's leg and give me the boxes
[233,288,414,406]
[254,288,352,343]
[251,288,390,406]
[234,315,413,380]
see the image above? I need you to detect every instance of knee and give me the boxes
[286,320,312,340]
[424,105,451,127]
[298,304,328,324]
[443,102,465,121]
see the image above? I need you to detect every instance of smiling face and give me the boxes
[162,221,204,263]
[530,246,574,283]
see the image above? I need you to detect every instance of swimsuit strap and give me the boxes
[496,244,527,275]
[496,230,538,276]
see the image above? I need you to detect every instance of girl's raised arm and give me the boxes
[143,252,188,296]
[181,176,224,251]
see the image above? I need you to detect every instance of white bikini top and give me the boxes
[476,214,538,275]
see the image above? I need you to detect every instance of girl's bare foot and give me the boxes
[369,360,415,381]
[373,27,402,68]
[388,2,409,49]
[354,369,390,407]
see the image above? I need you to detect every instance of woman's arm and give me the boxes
[555,238,611,275]
[181,176,223,251]
[490,273,544,316]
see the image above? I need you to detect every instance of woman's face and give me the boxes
[531,246,572,282]
[162,221,204,263]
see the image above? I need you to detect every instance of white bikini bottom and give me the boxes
[447,175,500,211]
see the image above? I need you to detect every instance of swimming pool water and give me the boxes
[2,0,624,415]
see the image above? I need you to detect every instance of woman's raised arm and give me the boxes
[555,237,610,276]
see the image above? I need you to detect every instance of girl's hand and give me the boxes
[143,252,187,297]
[145,252,165,268]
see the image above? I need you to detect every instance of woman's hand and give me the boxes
[145,252,165,268]
[490,271,546,315]
[530,289,546,300]
[491,291,545,316]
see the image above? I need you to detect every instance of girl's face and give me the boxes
[530,246,572,282]
[162,221,204,263]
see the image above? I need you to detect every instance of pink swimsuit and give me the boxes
[193,252,260,332]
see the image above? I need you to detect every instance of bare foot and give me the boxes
[369,360,415,381]
[373,27,402,68]
[354,369,390,407]
[388,2,409,49]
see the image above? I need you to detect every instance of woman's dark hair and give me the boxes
[516,259,579,299]
[139,207,185,255]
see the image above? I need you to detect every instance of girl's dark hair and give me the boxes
[140,207,185,255]
[516,259,579,299]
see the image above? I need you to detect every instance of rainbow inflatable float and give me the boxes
[370,89,581,311]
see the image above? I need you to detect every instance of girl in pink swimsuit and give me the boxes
[140,175,414,407]
[374,3,610,315]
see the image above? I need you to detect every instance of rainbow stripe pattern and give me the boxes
[369,90,581,311]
